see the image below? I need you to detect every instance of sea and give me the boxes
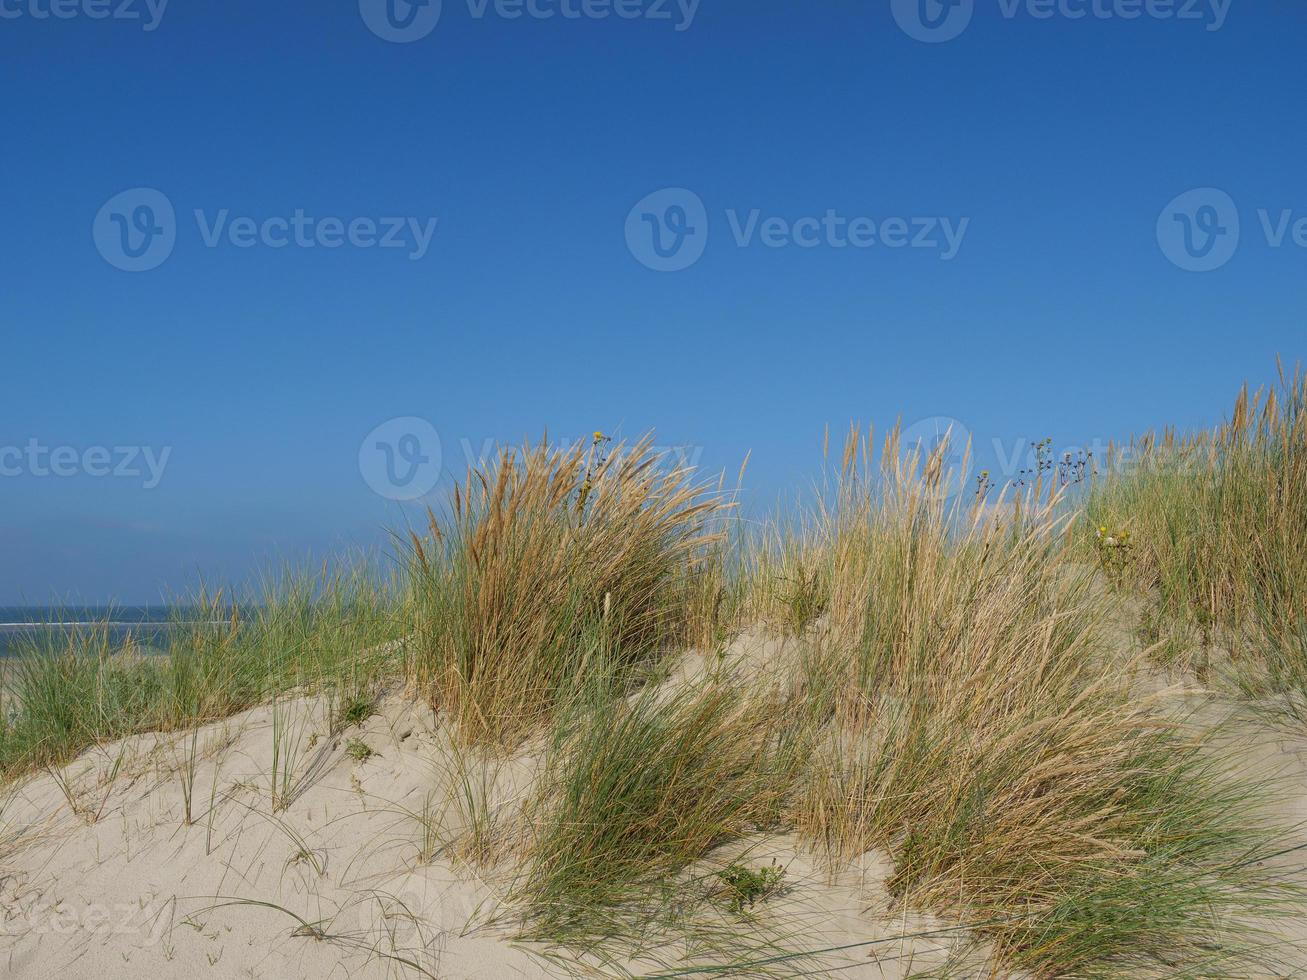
[0,606,198,658]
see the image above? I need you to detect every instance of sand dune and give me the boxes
[0,636,999,980]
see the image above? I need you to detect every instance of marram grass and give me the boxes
[402,434,729,747]
[1088,361,1307,701]
[1,406,1305,978]
[772,426,1303,977]
[0,563,404,779]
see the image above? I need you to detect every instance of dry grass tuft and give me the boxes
[404,434,729,747]
[1088,360,1307,692]
[781,425,1297,976]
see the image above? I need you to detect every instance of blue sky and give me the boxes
[1,0,1303,604]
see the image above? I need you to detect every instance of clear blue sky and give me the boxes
[2,0,1303,604]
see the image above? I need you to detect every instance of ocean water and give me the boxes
[0,606,193,658]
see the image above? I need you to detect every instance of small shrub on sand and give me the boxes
[404,434,728,747]
[345,738,373,762]
[715,860,786,914]
[335,688,378,731]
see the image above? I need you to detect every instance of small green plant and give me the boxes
[715,860,786,914]
[1094,523,1135,584]
[345,738,373,762]
[777,562,826,636]
[336,690,377,730]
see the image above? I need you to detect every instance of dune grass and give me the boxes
[737,511,829,638]
[513,670,786,946]
[408,421,1302,977]
[0,564,404,780]
[783,427,1298,976]
[2,406,1306,977]
[1087,362,1307,697]
[0,623,168,776]
[402,434,729,747]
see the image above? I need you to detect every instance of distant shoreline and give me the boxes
[0,617,226,659]
[0,620,221,629]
